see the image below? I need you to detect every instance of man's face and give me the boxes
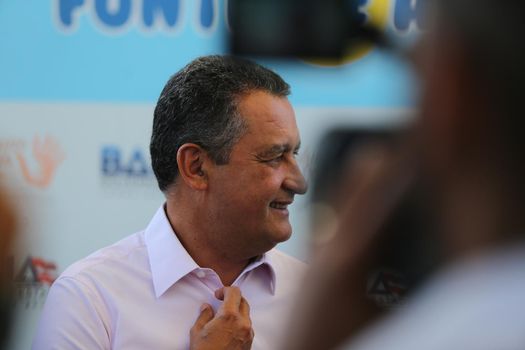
[205,90,307,258]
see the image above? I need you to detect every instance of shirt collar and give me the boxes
[145,205,277,298]
[241,253,277,295]
[145,205,200,298]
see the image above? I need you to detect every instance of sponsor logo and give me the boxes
[100,145,158,198]
[6,256,58,309]
[53,0,423,42]
[367,269,408,308]
[52,0,425,66]
[101,145,153,177]
[0,135,65,189]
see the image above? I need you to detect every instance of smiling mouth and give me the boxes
[269,201,293,210]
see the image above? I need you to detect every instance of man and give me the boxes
[33,55,307,349]
[284,0,525,349]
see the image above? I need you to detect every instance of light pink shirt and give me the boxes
[32,206,306,350]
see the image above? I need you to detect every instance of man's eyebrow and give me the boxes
[257,142,301,158]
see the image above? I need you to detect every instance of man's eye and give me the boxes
[262,154,284,163]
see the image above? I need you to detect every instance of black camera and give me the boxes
[228,0,385,59]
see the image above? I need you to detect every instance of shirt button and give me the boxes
[196,270,206,279]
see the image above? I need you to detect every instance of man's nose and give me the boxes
[284,161,308,195]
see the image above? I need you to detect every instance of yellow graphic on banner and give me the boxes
[305,0,392,67]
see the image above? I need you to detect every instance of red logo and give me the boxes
[0,134,65,189]
[15,256,57,285]
[367,269,408,308]
[9,255,58,309]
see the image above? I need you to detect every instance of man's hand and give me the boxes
[190,286,254,350]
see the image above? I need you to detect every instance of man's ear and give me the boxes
[176,143,210,191]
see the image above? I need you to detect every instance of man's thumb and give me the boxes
[193,303,214,331]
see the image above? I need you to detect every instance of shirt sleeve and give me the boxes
[32,276,111,350]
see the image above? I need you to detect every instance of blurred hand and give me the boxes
[190,286,254,350]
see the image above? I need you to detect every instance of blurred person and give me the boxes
[32,55,307,350]
[284,0,525,349]
[0,185,17,348]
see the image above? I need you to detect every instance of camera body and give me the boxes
[311,128,441,307]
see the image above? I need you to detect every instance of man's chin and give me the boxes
[270,224,293,244]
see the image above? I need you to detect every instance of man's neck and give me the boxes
[164,197,252,286]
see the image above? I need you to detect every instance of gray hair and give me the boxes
[150,55,290,193]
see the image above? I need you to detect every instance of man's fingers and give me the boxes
[214,287,225,301]
[216,286,242,314]
[192,303,214,331]
[239,297,250,318]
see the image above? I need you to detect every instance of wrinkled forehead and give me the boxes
[236,91,300,147]
[239,91,298,130]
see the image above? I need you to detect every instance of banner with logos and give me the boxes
[0,0,422,348]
